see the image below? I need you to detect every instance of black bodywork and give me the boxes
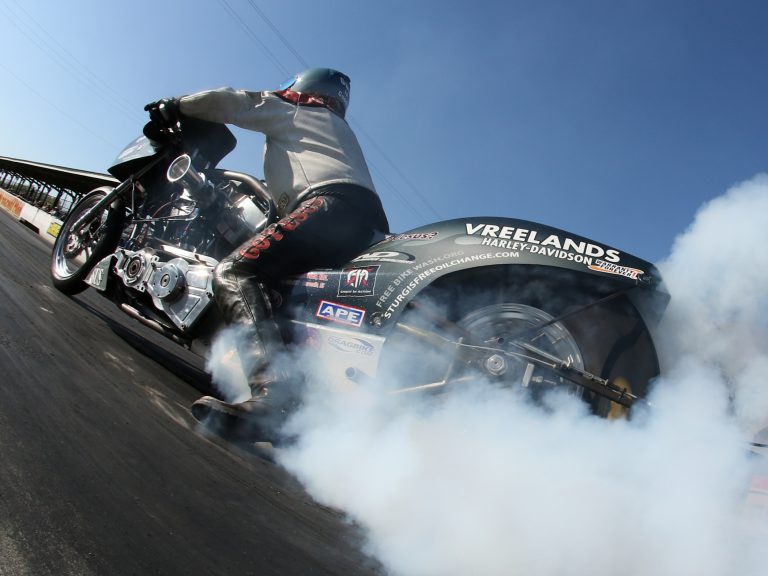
[109,120,237,181]
[278,217,667,333]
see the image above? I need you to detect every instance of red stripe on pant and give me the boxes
[239,197,325,261]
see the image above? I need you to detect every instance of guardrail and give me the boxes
[0,187,63,245]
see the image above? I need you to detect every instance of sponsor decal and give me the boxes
[315,300,366,327]
[85,256,111,291]
[87,266,105,288]
[352,251,414,264]
[327,335,375,356]
[47,221,62,238]
[588,259,644,280]
[0,189,24,218]
[304,272,329,289]
[465,223,621,264]
[376,250,523,319]
[286,271,329,289]
[387,232,439,242]
[339,266,379,297]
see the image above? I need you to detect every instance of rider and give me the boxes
[149,68,389,436]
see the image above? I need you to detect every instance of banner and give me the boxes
[0,188,24,218]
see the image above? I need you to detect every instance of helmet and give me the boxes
[278,68,351,118]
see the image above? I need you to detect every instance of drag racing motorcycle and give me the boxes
[50,109,669,418]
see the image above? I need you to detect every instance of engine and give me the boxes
[114,246,216,331]
[105,158,271,334]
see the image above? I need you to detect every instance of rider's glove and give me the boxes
[144,97,182,128]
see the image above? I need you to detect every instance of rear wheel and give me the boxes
[456,302,586,402]
[381,268,660,417]
[51,188,125,295]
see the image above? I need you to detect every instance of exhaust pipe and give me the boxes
[167,154,217,208]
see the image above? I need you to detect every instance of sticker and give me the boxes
[85,256,112,291]
[0,189,24,218]
[388,232,439,241]
[315,300,366,327]
[338,266,379,297]
[327,335,375,356]
[351,251,414,264]
[286,271,329,289]
[588,260,644,280]
[47,221,62,237]
[465,222,621,264]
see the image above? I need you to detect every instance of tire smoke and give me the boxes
[275,174,768,575]
[205,325,252,403]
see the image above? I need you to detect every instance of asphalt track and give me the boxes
[0,209,379,576]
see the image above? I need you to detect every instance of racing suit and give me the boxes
[178,87,389,408]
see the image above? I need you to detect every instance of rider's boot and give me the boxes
[191,269,294,441]
[190,344,295,442]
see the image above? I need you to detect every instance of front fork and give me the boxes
[70,179,133,234]
[70,152,169,235]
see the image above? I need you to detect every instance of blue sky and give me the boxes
[1,0,765,263]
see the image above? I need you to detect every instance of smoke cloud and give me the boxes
[205,325,252,403]
[657,174,768,431]
[208,175,768,574]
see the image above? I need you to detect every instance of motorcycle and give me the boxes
[50,108,669,419]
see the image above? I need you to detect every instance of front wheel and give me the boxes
[51,187,125,295]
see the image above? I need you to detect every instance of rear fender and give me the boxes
[354,218,664,326]
[288,217,668,334]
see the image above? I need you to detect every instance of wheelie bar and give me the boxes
[511,341,643,409]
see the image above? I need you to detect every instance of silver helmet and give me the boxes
[278,68,351,118]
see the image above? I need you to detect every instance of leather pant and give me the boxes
[212,184,389,394]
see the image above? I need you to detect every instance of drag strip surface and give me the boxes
[0,210,378,575]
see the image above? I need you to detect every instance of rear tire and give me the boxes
[51,188,125,295]
[381,267,660,417]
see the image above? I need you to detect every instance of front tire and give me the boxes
[51,188,125,295]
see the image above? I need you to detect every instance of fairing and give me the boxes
[108,118,237,181]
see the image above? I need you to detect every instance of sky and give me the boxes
[0,0,766,263]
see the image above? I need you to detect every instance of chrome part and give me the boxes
[167,154,217,208]
[52,191,110,280]
[160,245,218,267]
[521,363,535,388]
[115,248,216,332]
[167,154,204,190]
[125,254,149,285]
[386,302,586,399]
[115,248,155,291]
[214,193,269,246]
[232,194,269,235]
[393,375,487,394]
[484,354,507,376]
[119,304,189,346]
[150,262,186,301]
[459,303,584,397]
